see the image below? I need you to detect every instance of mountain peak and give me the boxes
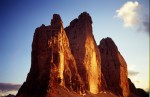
[66,12,101,94]
[100,37,118,53]
[78,12,92,24]
[15,12,141,97]
[51,14,63,29]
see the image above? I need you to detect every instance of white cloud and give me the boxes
[0,83,20,96]
[0,90,17,96]
[116,1,140,27]
[116,1,149,33]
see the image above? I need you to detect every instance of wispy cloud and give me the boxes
[128,70,139,77]
[138,14,149,33]
[0,83,21,91]
[0,83,21,96]
[115,1,149,33]
[0,90,17,96]
[135,80,140,83]
[116,1,140,27]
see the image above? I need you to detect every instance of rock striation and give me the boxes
[65,12,101,94]
[98,37,130,97]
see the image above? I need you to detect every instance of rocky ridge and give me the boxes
[16,14,84,97]
[15,12,147,97]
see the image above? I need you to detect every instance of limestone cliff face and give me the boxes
[15,12,142,97]
[16,14,84,97]
[98,37,130,97]
[65,12,101,94]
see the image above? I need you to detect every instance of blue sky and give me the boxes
[0,0,149,91]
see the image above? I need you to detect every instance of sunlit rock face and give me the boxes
[98,37,130,97]
[16,14,84,97]
[15,12,141,97]
[65,12,101,94]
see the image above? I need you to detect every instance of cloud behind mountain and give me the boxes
[0,83,21,91]
[0,83,21,96]
[128,70,139,77]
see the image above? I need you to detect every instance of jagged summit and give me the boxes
[15,12,143,97]
[66,12,101,94]
[66,12,92,30]
[51,14,63,29]
[78,12,92,23]
[16,13,84,97]
[100,37,118,52]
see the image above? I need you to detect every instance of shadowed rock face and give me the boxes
[128,78,149,97]
[3,94,15,97]
[65,12,101,94]
[128,78,139,96]
[136,88,149,97]
[98,37,130,97]
[128,78,140,97]
[16,14,84,97]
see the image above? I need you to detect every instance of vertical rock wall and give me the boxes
[98,37,130,97]
[65,12,101,94]
[16,14,84,97]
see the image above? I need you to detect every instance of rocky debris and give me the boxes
[16,14,84,97]
[98,37,130,97]
[65,12,101,94]
[45,85,118,97]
